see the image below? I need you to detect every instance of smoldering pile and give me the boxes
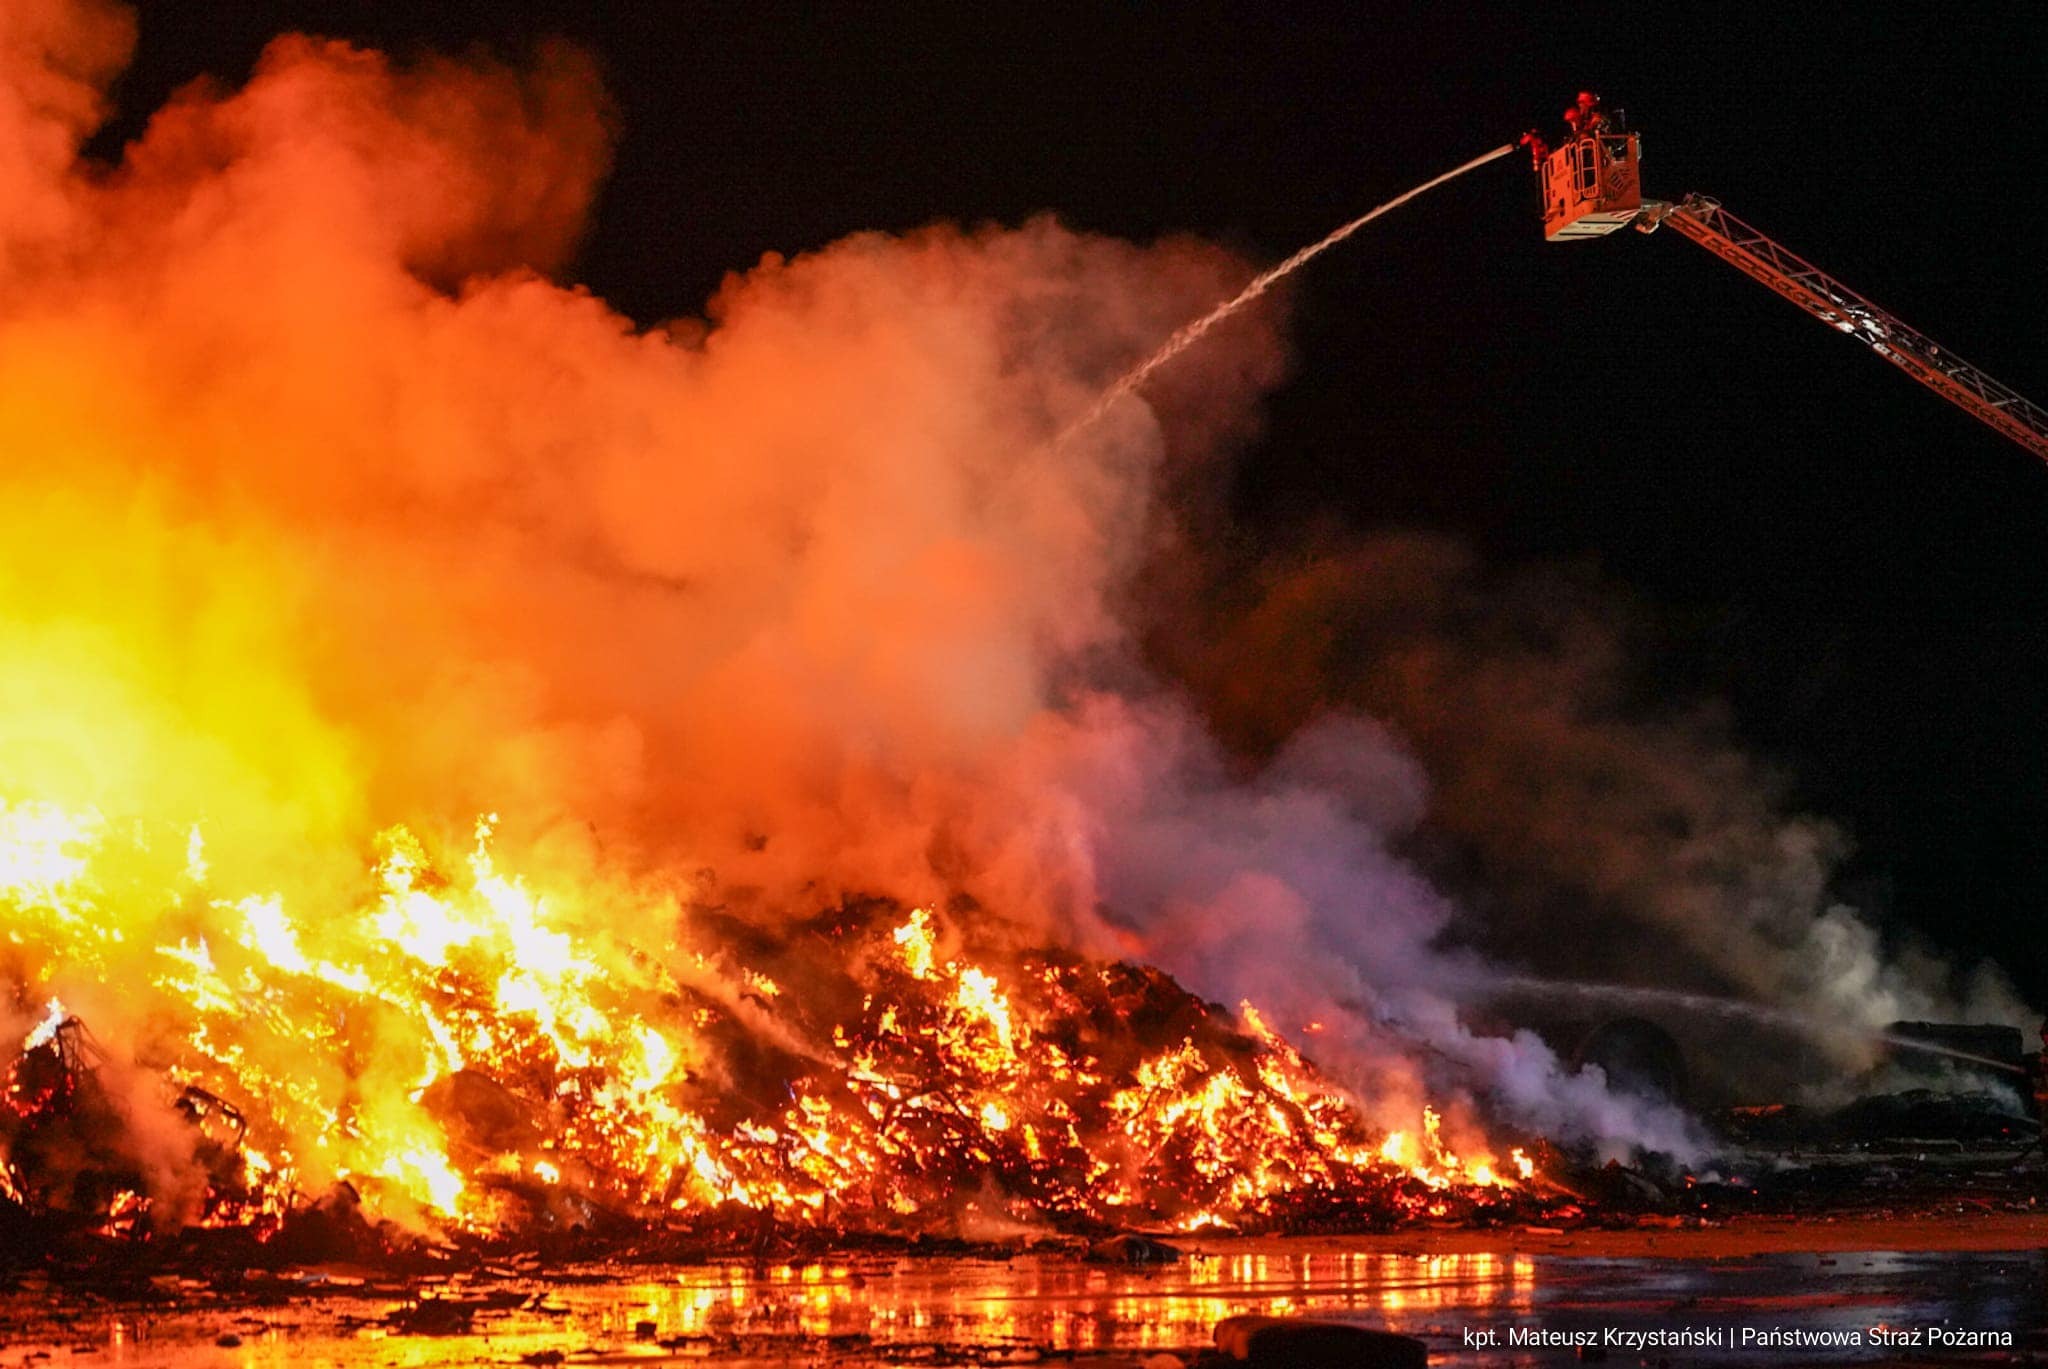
[0,0,2034,1284]
[2,870,1568,1269]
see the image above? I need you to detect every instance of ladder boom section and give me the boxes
[1653,195,2048,464]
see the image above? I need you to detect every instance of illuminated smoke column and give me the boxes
[0,1,2019,1227]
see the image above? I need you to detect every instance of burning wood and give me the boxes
[2,17,2036,1340]
[0,807,1547,1257]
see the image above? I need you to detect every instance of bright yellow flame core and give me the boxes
[2,804,1531,1232]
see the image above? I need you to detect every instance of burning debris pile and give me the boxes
[0,0,1595,1264]
[0,0,2033,1289]
[1,805,1539,1256]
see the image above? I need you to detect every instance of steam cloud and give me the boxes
[0,0,2022,1189]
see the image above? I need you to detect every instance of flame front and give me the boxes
[0,3,1546,1243]
[2,801,1529,1236]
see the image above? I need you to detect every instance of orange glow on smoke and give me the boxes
[0,0,1530,1236]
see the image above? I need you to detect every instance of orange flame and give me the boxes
[1,807,1533,1232]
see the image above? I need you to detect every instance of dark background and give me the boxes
[114,3,2048,1002]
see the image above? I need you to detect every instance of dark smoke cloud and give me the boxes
[1149,531,2029,1093]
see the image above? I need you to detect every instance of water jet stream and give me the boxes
[1483,976,2029,1076]
[1058,142,1517,447]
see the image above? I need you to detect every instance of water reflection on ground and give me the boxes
[3,1243,2043,1366]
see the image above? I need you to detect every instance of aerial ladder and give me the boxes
[1532,104,2048,466]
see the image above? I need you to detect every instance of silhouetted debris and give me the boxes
[0,1196,43,1269]
[1212,1315,1427,1368]
[2,1020,146,1220]
[1087,1234,1182,1264]
[421,1068,544,1160]
[1578,1160,1674,1212]
[269,1183,379,1264]
[1724,1090,2030,1148]
[385,1294,508,1335]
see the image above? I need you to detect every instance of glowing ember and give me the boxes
[0,806,1534,1236]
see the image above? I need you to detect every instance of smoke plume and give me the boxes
[1155,534,2030,1092]
[0,0,2019,1194]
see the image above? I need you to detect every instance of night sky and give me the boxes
[112,4,2048,1002]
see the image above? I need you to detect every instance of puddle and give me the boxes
[2,1243,2042,1365]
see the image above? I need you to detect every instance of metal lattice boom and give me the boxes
[1639,195,2048,465]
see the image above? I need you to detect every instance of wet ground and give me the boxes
[4,1216,2047,1366]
